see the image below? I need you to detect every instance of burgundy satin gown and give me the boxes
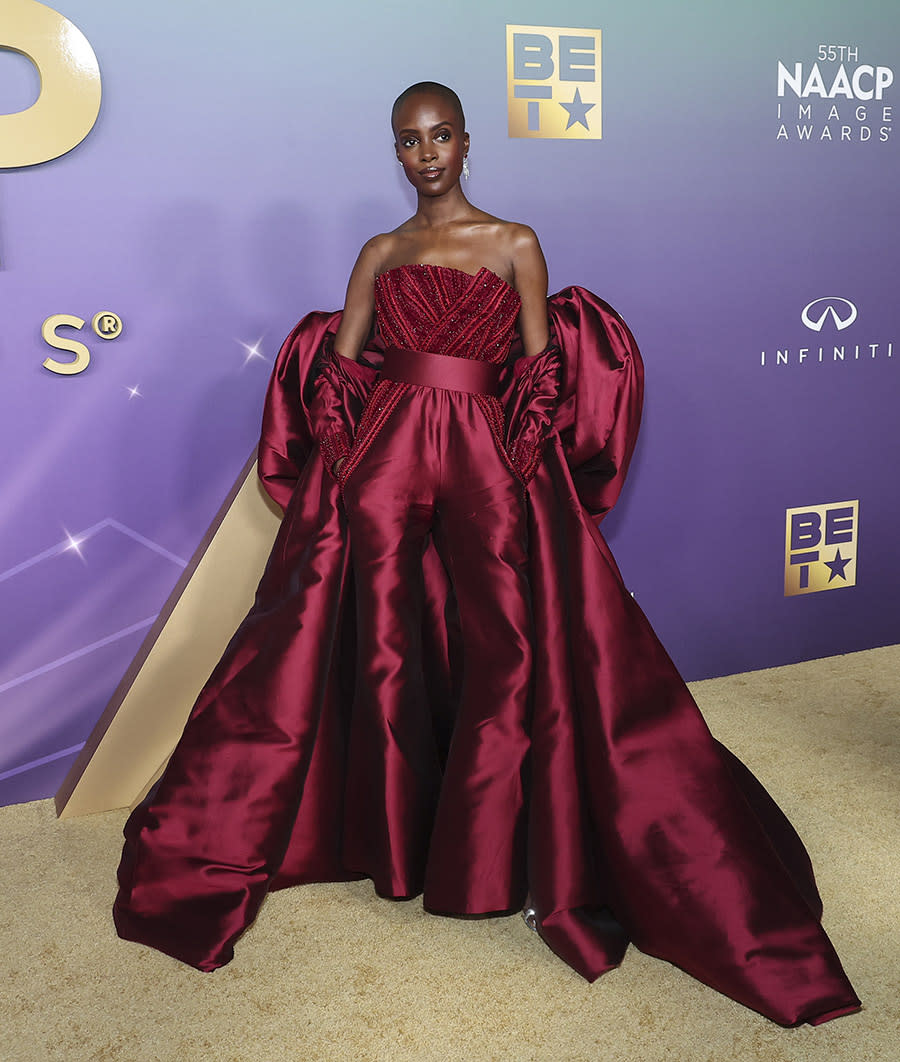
[114,265,860,1027]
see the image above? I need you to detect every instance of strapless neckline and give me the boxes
[376,263,516,298]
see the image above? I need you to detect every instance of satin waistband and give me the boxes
[381,346,503,396]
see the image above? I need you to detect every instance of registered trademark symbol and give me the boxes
[42,309,125,375]
[92,311,123,339]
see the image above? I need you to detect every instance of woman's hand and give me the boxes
[504,345,562,485]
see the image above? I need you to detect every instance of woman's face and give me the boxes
[393,92,468,196]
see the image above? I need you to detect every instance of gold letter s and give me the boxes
[42,314,91,374]
[0,0,102,168]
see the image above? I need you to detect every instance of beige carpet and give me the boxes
[1,645,897,1062]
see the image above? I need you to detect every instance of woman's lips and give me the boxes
[419,168,443,179]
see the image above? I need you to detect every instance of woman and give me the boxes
[114,83,860,1027]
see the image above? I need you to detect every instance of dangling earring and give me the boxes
[462,155,470,181]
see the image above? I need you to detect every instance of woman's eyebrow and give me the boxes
[396,122,452,135]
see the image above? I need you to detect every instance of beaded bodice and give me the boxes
[337,265,520,483]
[374,264,521,364]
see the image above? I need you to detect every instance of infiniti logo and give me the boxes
[761,296,892,367]
[801,297,858,332]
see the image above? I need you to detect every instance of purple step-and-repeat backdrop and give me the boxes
[1,1,897,806]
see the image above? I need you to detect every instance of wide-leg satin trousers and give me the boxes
[340,381,534,914]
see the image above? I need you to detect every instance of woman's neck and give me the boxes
[412,186,477,229]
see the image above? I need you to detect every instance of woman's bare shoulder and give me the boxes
[354,231,393,269]
[470,216,546,298]
[472,212,542,253]
[503,219,543,253]
[356,226,420,273]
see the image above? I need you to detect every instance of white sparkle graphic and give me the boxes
[238,337,267,366]
[62,528,87,562]
[125,385,142,400]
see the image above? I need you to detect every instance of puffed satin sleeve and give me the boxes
[546,287,644,521]
[504,344,563,484]
[258,310,378,509]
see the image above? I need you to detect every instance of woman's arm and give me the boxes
[504,224,560,483]
[332,237,383,361]
[311,237,384,478]
[510,225,550,356]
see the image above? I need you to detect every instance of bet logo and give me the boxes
[506,25,602,140]
[42,311,124,375]
[801,297,858,333]
[0,0,102,169]
[784,501,859,596]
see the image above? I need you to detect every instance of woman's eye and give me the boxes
[402,137,417,148]
[435,130,451,141]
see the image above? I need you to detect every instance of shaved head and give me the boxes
[391,82,465,132]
